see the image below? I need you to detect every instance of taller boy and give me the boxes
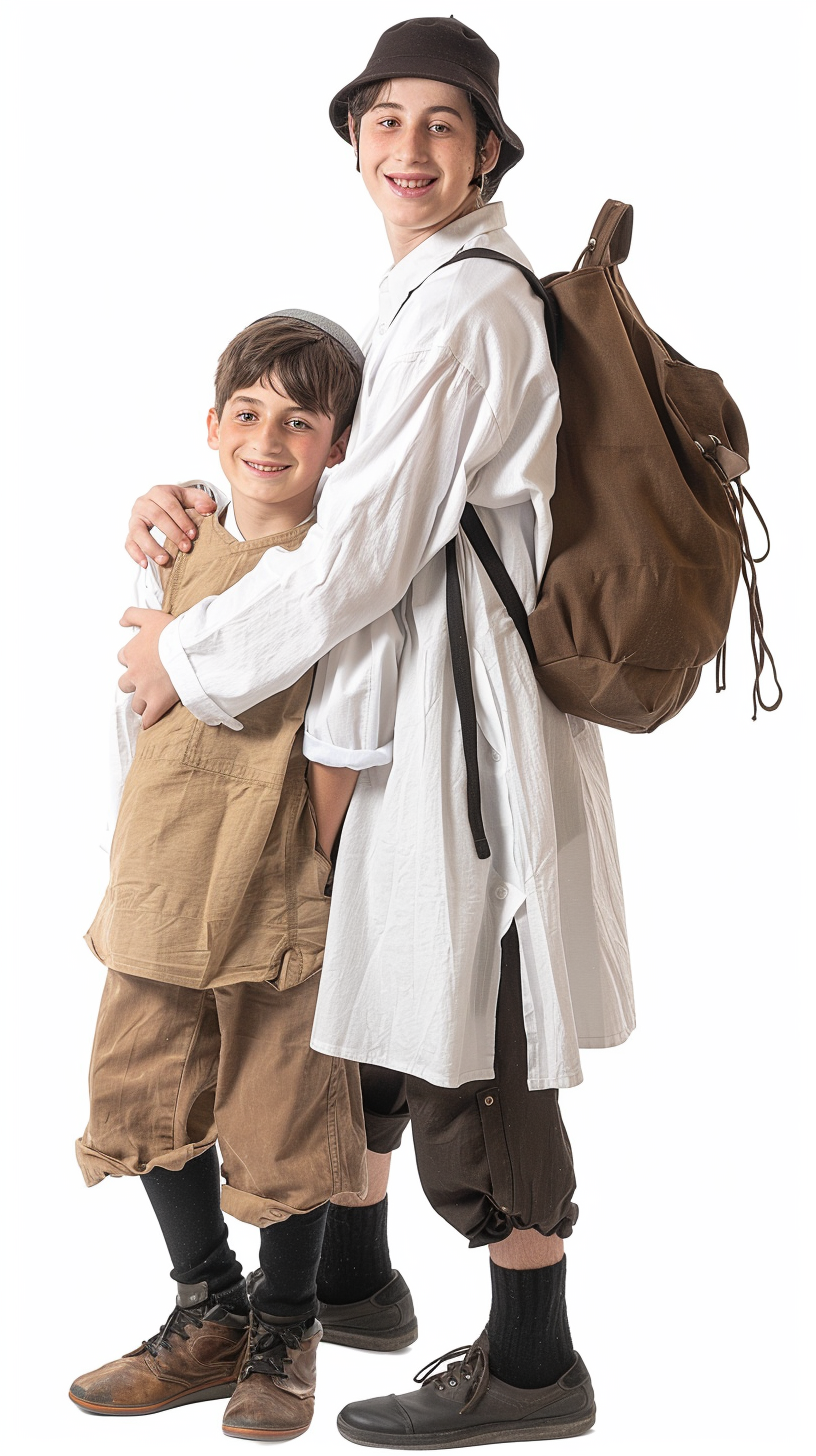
[120,17,635,1449]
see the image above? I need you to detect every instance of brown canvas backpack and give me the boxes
[444,199,781,741]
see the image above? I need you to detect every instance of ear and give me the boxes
[348,111,360,169]
[481,129,502,177]
[325,425,351,467]
[206,406,220,451]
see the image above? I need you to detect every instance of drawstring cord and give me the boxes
[699,437,781,718]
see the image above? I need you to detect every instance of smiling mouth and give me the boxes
[385,174,437,196]
[243,460,289,474]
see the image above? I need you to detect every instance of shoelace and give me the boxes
[241,1316,303,1382]
[143,1304,205,1357]
[413,1337,489,1415]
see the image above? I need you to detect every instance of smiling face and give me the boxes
[207,376,348,539]
[350,77,500,262]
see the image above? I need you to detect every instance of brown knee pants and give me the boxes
[76,969,367,1227]
[362,923,578,1247]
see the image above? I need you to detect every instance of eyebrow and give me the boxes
[231,393,315,413]
[369,102,464,120]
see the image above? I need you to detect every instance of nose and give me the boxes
[254,418,285,456]
[392,121,430,167]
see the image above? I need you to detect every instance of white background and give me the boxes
[2,2,811,1454]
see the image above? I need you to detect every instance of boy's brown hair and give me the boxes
[215,316,362,438]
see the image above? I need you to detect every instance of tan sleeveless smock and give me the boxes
[86,510,332,991]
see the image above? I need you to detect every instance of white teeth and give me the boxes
[393,178,432,189]
[246,462,282,472]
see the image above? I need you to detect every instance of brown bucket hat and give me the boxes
[329,16,523,200]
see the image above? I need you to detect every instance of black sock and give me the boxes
[251,1203,330,1323]
[487,1256,574,1389]
[141,1147,248,1313]
[316,1195,392,1305]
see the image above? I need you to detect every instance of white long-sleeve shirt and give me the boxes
[157,202,635,1089]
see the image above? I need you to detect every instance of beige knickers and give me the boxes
[76,968,367,1227]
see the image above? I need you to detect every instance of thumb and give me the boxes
[119,607,149,628]
[180,486,217,512]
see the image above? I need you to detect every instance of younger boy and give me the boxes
[70,312,366,1441]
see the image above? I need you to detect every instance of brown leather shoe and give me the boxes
[336,1329,595,1448]
[69,1283,248,1417]
[222,1293,322,1441]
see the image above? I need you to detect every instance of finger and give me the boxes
[125,538,150,570]
[126,521,172,566]
[130,500,193,552]
[117,647,128,667]
[132,696,147,718]
[120,607,150,628]
[179,486,217,515]
[146,486,202,542]
[118,670,136,693]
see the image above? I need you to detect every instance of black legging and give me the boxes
[142,1146,328,1321]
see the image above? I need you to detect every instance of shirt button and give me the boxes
[378,323,387,334]
[492,750,501,761]
[495,886,508,900]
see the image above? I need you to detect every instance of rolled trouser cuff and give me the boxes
[363,1107,410,1155]
[221,1183,332,1230]
[75,1136,216,1188]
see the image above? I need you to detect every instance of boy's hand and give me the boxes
[126,484,218,569]
[118,608,179,727]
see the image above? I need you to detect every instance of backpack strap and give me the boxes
[460,504,536,666]
[395,245,557,860]
[436,248,562,367]
[445,536,491,861]
[445,503,542,861]
[433,250,557,859]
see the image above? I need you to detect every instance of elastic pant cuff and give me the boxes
[467,1202,579,1249]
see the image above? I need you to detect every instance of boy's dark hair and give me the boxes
[215,316,362,437]
[348,81,494,195]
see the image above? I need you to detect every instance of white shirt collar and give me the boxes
[222,501,316,541]
[377,201,507,328]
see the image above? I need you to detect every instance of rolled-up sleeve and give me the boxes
[107,556,167,843]
[158,347,501,727]
[304,608,405,769]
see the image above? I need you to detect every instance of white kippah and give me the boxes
[258,308,365,372]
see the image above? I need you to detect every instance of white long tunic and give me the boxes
[158,202,635,1090]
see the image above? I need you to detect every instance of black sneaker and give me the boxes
[318,1269,418,1352]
